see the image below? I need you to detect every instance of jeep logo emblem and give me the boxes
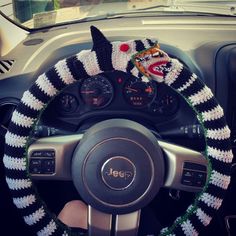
[101,156,136,190]
[106,168,133,179]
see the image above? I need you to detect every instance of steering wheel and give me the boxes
[3,26,233,236]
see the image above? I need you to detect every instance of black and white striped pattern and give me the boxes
[3,30,233,236]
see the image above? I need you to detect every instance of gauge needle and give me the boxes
[126,87,138,92]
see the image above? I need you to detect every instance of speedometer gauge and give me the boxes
[124,77,156,108]
[80,75,114,108]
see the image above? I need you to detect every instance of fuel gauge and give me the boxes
[57,94,78,113]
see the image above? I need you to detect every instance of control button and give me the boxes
[31,150,55,158]
[184,162,206,171]
[181,170,194,186]
[41,159,55,174]
[194,171,207,187]
[31,151,44,157]
[29,159,42,174]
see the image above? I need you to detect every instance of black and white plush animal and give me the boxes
[3,26,233,235]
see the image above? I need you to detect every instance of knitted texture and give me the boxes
[3,26,233,236]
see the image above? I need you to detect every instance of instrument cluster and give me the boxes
[54,71,179,117]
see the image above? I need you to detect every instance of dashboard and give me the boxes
[42,70,181,132]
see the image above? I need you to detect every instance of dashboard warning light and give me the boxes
[117,78,123,84]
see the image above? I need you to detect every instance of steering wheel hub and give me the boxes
[72,119,164,214]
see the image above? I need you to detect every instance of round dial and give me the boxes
[57,94,78,113]
[124,77,156,108]
[80,75,114,108]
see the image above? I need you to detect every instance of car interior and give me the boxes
[0,1,236,235]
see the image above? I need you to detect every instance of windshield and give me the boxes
[1,0,236,29]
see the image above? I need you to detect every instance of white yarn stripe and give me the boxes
[11,110,35,128]
[177,74,197,92]
[112,41,136,71]
[188,86,213,106]
[77,50,103,76]
[196,208,212,226]
[165,59,183,86]
[22,90,45,111]
[130,66,140,77]
[55,60,76,85]
[142,39,151,49]
[24,207,45,226]
[5,131,27,148]
[160,227,176,236]
[207,146,233,163]
[202,105,224,122]
[181,219,198,236]
[13,194,36,209]
[207,126,231,140]
[37,220,57,236]
[141,76,150,83]
[3,154,26,171]
[199,193,223,209]
[6,177,32,190]
[36,73,58,97]
[209,170,231,189]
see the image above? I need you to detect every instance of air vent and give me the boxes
[0,60,15,75]
[0,101,18,137]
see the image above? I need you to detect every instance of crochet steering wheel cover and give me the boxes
[3,26,233,236]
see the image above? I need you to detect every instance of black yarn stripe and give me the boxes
[96,44,114,72]
[4,145,26,158]
[66,56,83,81]
[207,184,228,199]
[188,214,206,235]
[168,67,192,90]
[203,117,228,130]
[7,122,32,137]
[194,98,219,114]
[207,138,232,151]
[18,198,45,218]
[197,201,217,217]
[29,210,56,234]
[134,40,146,52]
[172,224,184,235]
[15,102,39,118]
[147,38,157,47]
[45,67,67,91]
[126,60,134,74]
[52,226,69,236]
[5,169,28,180]
[209,158,232,175]
[179,79,205,99]
[207,138,230,151]
[8,185,35,199]
[29,83,51,105]
[73,58,90,79]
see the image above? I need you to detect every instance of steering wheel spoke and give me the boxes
[28,134,83,180]
[88,205,140,236]
[158,140,208,192]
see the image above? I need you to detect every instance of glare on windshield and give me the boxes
[0,0,235,29]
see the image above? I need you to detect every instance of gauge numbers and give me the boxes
[124,77,156,108]
[80,75,114,108]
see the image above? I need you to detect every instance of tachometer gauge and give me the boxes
[124,77,156,108]
[57,94,78,113]
[80,75,114,108]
